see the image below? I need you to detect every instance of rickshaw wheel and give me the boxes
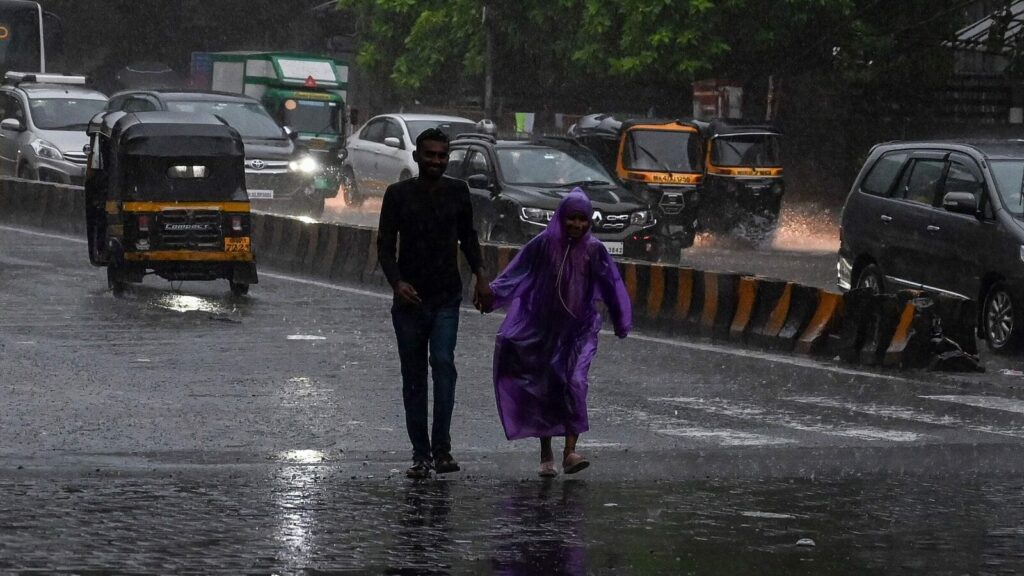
[229,281,250,297]
[107,265,127,295]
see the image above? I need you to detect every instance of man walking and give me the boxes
[377,128,492,479]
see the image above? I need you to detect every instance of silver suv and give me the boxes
[0,73,108,185]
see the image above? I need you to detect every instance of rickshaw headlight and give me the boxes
[631,210,654,226]
[30,139,63,161]
[289,156,320,174]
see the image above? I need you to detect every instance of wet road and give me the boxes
[6,224,1024,573]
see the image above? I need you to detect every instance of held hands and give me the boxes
[473,278,495,314]
[394,281,422,305]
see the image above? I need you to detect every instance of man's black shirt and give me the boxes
[377,176,484,306]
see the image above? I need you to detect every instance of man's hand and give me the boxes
[394,281,422,305]
[473,277,494,313]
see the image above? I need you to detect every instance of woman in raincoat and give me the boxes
[488,189,632,476]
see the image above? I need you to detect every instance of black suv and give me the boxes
[448,135,657,260]
[839,140,1024,352]
[106,90,329,217]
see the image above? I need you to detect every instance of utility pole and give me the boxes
[483,2,494,118]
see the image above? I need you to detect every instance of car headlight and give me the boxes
[520,207,555,224]
[30,139,63,161]
[289,156,320,174]
[631,210,654,226]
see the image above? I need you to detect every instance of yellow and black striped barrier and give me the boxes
[0,178,980,371]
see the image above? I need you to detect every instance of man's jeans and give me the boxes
[391,302,460,462]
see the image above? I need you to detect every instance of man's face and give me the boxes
[413,139,449,180]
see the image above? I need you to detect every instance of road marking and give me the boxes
[601,406,794,446]
[652,396,927,442]
[787,396,1024,439]
[0,224,919,384]
[923,395,1024,415]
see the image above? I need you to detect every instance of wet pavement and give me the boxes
[6,224,1024,573]
[5,468,1024,574]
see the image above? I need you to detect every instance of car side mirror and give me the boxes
[942,191,978,215]
[467,173,493,191]
[384,136,403,149]
[283,126,299,141]
[1,118,23,132]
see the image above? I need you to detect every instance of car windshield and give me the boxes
[496,146,615,187]
[989,160,1024,216]
[622,129,702,173]
[283,99,340,135]
[711,134,782,168]
[29,98,107,130]
[405,120,478,140]
[166,100,284,139]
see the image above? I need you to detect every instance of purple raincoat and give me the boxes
[489,190,632,440]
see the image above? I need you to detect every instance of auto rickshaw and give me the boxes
[697,119,784,245]
[84,111,258,295]
[570,114,704,260]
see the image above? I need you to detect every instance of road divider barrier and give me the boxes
[0,179,981,371]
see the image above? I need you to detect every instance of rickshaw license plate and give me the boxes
[603,241,624,255]
[225,237,250,253]
[249,189,274,199]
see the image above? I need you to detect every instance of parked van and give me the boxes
[838,140,1024,353]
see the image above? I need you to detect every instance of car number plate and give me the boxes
[249,189,274,199]
[224,237,250,253]
[603,241,624,255]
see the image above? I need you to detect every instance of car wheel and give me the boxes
[18,163,37,181]
[854,263,884,295]
[342,168,363,207]
[229,280,250,297]
[984,283,1020,353]
[107,264,127,295]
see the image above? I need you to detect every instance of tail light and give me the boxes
[231,215,243,232]
[137,214,152,233]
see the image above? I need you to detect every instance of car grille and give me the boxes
[593,212,630,232]
[64,151,88,166]
[157,209,223,250]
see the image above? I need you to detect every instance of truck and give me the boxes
[190,51,349,194]
[0,0,62,76]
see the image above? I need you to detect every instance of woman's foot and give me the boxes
[562,452,590,474]
[539,460,558,478]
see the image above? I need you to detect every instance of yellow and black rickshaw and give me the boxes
[570,114,704,260]
[84,111,258,295]
[697,119,784,244]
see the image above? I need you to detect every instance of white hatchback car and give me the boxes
[341,113,477,205]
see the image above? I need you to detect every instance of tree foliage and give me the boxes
[336,0,969,112]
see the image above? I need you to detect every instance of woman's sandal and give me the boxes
[539,460,558,478]
[562,452,590,474]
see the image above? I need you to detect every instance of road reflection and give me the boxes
[492,481,587,576]
[385,481,455,575]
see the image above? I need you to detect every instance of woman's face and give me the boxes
[564,212,590,239]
